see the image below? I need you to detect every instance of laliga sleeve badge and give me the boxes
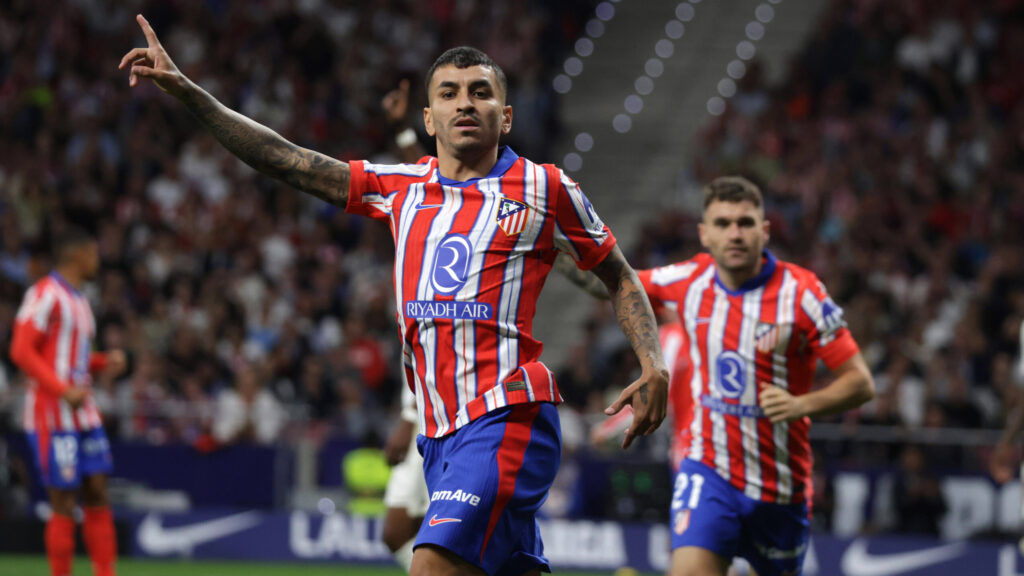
[496,197,528,237]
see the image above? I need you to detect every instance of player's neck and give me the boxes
[717,259,763,292]
[436,146,498,182]
[53,265,84,290]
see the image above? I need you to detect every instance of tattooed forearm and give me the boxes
[179,81,350,206]
[554,253,609,300]
[592,246,668,376]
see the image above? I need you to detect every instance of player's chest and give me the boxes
[392,182,549,255]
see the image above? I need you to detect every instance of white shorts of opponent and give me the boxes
[383,433,430,518]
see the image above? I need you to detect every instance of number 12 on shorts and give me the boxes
[671,471,705,511]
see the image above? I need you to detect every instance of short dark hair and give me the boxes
[54,225,94,262]
[702,176,763,212]
[425,47,508,101]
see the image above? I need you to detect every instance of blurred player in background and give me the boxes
[9,226,127,576]
[121,16,668,576]
[637,177,875,576]
[990,321,1024,550]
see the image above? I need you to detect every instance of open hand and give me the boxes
[118,14,187,97]
[605,367,668,449]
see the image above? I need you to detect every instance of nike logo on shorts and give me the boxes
[428,514,462,526]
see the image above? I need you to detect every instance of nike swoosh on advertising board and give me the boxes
[840,538,967,576]
[138,511,263,555]
[428,514,462,526]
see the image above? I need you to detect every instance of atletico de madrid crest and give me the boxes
[755,322,779,353]
[674,509,690,535]
[496,197,529,236]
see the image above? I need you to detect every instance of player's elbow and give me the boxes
[854,371,875,406]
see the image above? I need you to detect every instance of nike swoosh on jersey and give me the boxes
[415,203,445,210]
[428,514,462,527]
[137,511,263,555]
[839,538,966,576]
[695,317,712,324]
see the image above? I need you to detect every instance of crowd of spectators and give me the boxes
[2,0,1024,534]
[0,0,595,450]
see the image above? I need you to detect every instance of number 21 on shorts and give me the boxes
[671,471,705,511]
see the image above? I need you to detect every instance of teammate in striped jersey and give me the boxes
[122,18,669,576]
[637,177,875,576]
[10,227,127,576]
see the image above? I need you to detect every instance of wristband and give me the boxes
[395,128,417,148]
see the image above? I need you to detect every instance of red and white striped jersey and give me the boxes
[639,250,859,504]
[347,147,617,437]
[12,273,106,433]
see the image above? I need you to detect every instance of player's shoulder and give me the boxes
[360,156,437,181]
[646,254,714,287]
[775,259,824,291]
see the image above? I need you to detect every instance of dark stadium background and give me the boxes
[1,0,1023,574]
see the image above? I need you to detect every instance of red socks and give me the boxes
[45,513,75,576]
[83,507,117,576]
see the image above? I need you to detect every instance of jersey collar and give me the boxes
[713,249,778,296]
[435,146,519,188]
[49,271,82,295]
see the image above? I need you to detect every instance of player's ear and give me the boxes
[698,222,708,248]
[423,106,436,137]
[762,219,770,243]
[501,105,512,135]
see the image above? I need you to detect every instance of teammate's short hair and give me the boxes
[54,225,94,262]
[426,47,508,101]
[702,176,763,212]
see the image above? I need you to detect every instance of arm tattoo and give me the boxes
[592,246,667,375]
[179,82,350,206]
[554,253,609,300]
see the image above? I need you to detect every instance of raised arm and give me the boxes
[590,245,669,448]
[119,14,349,206]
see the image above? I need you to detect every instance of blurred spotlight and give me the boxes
[613,114,632,133]
[756,4,776,22]
[655,39,674,58]
[596,2,616,21]
[564,152,583,172]
[576,38,595,58]
[707,96,726,116]
[575,133,594,152]
[717,78,736,98]
[665,21,685,40]
[727,59,746,79]
[676,3,696,21]
[746,21,765,41]
[586,19,606,38]
[553,74,572,94]
[625,95,644,114]
[736,40,756,60]
[645,58,664,78]
[635,76,654,95]
[565,57,584,76]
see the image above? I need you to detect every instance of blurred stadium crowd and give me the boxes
[0,0,1023,536]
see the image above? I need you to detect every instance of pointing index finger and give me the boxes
[137,14,160,47]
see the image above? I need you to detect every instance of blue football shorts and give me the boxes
[670,459,809,576]
[415,402,561,576]
[27,427,114,490]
